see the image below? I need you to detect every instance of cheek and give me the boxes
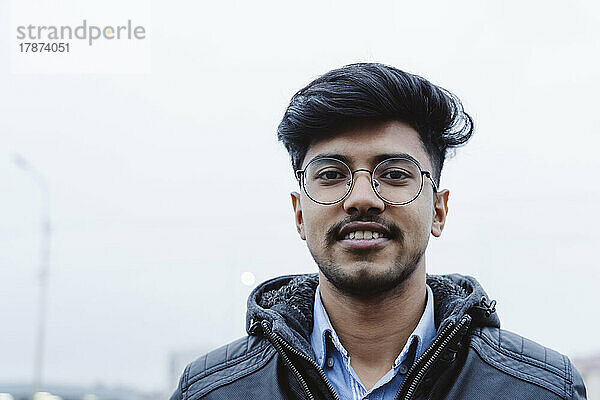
[395,203,433,242]
[300,201,329,241]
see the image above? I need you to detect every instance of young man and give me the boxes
[171,63,587,399]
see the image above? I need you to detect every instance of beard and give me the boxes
[313,247,425,299]
[309,214,427,299]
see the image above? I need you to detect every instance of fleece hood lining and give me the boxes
[247,273,500,360]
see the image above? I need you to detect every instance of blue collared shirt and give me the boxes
[310,284,436,400]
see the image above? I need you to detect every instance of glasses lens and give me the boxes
[304,158,352,204]
[373,158,423,204]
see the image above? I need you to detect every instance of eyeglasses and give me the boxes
[295,157,438,206]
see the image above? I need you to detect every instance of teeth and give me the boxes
[343,230,385,240]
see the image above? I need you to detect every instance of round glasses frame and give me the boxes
[295,157,438,206]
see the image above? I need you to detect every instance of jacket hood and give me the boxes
[246,273,500,360]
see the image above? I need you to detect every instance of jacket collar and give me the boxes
[246,273,500,361]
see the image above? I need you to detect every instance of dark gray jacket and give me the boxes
[171,273,587,399]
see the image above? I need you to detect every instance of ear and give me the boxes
[431,189,449,237]
[291,191,306,240]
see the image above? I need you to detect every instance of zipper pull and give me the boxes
[248,318,264,335]
[480,296,497,317]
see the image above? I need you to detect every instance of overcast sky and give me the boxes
[1,0,599,394]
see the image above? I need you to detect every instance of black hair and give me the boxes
[277,63,474,185]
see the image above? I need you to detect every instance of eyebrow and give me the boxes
[304,152,425,170]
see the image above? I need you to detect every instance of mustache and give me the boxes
[325,215,403,246]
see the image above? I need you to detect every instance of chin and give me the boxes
[316,256,421,299]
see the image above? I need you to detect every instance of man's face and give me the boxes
[291,121,449,298]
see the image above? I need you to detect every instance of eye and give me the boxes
[316,169,346,181]
[380,169,410,180]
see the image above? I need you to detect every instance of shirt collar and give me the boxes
[392,284,436,368]
[310,283,437,369]
[311,284,340,367]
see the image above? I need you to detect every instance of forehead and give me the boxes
[303,121,431,170]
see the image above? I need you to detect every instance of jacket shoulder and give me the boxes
[469,326,585,399]
[173,335,277,400]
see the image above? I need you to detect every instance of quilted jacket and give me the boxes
[170,273,587,399]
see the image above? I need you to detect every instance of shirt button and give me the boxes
[326,358,335,368]
[399,364,409,375]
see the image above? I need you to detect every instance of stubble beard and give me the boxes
[309,214,428,299]
[312,246,425,299]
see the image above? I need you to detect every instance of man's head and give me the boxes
[277,63,473,299]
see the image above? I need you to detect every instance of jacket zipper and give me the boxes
[257,314,470,400]
[260,321,341,400]
[393,314,472,400]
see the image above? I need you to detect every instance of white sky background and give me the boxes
[1,0,599,394]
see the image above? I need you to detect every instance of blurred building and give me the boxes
[574,353,600,399]
[0,384,163,400]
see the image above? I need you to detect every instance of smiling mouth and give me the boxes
[328,220,398,249]
[337,230,391,250]
[342,230,387,240]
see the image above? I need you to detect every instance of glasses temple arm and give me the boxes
[423,171,438,192]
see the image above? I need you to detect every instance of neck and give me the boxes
[318,263,427,389]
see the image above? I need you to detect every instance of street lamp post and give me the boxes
[12,154,51,399]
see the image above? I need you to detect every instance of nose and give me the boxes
[342,170,385,215]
